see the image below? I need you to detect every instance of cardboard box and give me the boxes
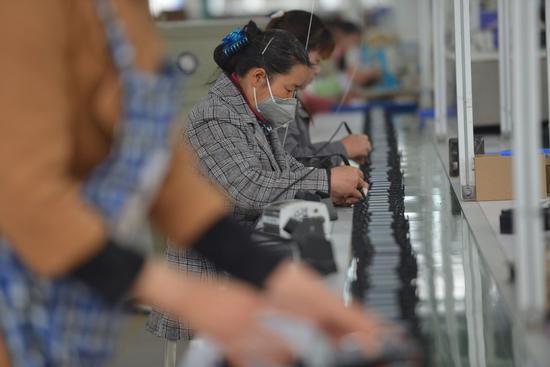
[474,154,548,201]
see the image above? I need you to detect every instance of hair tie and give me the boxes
[270,10,285,19]
[221,28,249,57]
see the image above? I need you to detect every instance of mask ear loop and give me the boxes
[253,87,261,112]
[282,123,290,147]
[265,76,275,101]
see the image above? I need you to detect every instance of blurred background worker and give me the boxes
[304,18,384,112]
[0,1,390,367]
[328,19,383,88]
[266,10,372,165]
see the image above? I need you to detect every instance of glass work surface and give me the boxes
[345,115,543,367]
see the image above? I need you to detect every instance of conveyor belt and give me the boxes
[350,108,420,338]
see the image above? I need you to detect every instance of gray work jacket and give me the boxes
[279,102,347,161]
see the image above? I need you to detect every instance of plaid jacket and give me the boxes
[146,74,330,340]
[187,73,329,226]
[145,246,220,341]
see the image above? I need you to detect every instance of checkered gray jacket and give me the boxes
[189,73,329,224]
[146,73,329,340]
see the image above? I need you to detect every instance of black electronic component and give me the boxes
[285,217,338,275]
[499,207,550,234]
[348,112,421,344]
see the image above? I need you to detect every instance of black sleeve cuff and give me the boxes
[193,216,288,288]
[71,241,145,304]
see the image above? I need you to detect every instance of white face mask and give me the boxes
[253,76,298,131]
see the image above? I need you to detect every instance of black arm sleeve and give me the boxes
[71,241,145,305]
[193,216,288,288]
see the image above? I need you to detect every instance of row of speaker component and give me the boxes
[351,110,420,339]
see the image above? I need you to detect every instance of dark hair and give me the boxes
[213,21,310,78]
[326,19,362,36]
[266,10,335,59]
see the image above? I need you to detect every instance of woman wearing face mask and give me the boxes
[191,21,368,225]
[147,21,369,343]
[266,10,372,165]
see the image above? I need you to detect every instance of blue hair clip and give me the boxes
[221,28,249,56]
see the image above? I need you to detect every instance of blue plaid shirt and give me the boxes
[0,0,182,365]
[0,242,122,367]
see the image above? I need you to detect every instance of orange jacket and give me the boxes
[0,0,227,307]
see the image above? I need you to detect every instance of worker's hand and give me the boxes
[133,260,295,367]
[330,166,368,205]
[332,195,363,206]
[341,134,372,164]
[265,261,400,357]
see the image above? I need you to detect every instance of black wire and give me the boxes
[297,153,351,167]
[270,167,322,203]
[270,155,334,203]
[271,121,360,203]
[252,230,289,240]
[251,230,295,246]
[269,122,354,204]
[311,121,352,156]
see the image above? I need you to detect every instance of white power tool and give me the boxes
[260,200,331,239]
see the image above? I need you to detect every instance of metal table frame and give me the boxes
[419,0,433,109]
[498,0,512,137]
[432,0,448,140]
[452,0,476,201]
[510,0,545,323]
[429,0,547,330]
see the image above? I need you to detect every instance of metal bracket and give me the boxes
[461,185,476,201]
